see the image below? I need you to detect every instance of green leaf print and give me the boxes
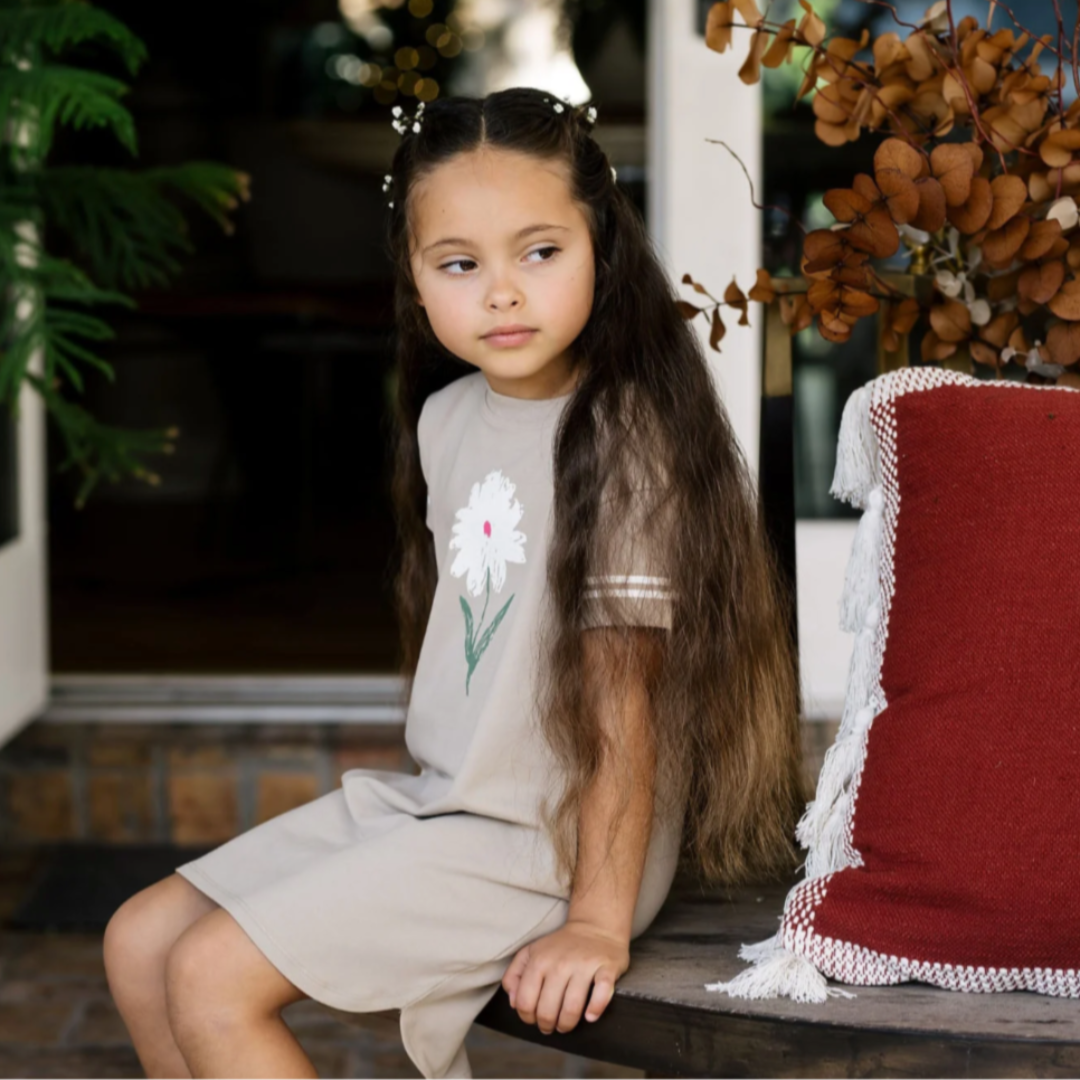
[459,595,476,668]
[474,595,514,660]
[459,574,515,695]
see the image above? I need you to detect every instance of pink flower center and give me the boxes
[483,520,492,537]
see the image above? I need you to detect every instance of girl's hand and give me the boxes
[500,919,630,1035]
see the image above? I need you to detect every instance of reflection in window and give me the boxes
[0,407,17,548]
[792,318,875,521]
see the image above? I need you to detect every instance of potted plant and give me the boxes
[681,0,1080,385]
[0,0,250,506]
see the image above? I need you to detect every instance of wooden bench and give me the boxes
[475,877,1080,1078]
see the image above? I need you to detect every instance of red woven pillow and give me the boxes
[710,366,1080,1002]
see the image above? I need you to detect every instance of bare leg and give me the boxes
[165,906,315,1079]
[103,873,219,1079]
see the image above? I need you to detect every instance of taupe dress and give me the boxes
[175,371,683,1078]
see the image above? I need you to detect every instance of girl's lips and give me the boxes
[483,329,537,347]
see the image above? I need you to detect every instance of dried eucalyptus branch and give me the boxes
[706,138,808,233]
[684,0,1080,381]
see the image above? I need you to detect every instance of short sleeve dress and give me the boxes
[174,371,685,1079]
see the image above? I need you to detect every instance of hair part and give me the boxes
[385,87,805,892]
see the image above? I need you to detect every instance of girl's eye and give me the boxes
[440,258,478,275]
[525,245,560,263]
[439,246,560,276]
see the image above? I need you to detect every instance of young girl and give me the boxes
[102,86,804,1080]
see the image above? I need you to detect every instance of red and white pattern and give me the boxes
[710,367,1080,1002]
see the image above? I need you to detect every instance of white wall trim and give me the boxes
[647,0,762,475]
[42,673,837,725]
[44,674,408,724]
[797,520,859,719]
[0,361,49,744]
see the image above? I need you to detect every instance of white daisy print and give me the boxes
[449,470,526,595]
[448,469,526,694]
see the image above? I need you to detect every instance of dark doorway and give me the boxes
[47,1,403,672]
[46,0,649,674]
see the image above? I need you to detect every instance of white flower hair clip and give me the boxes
[390,100,426,136]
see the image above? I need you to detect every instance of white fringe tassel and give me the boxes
[804,790,853,880]
[844,615,879,715]
[738,932,781,963]
[839,486,884,633]
[705,937,856,1002]
[795,729,863,849]
[829,385,879,509]
[707,380,884,1004]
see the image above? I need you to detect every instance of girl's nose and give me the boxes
[486,277,524,310]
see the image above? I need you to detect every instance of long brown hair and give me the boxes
[385,87,804,890]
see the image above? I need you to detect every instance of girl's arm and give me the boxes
[568,624,658,941]
[502,625,661,1035]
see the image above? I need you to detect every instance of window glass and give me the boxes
[47,0,647,672]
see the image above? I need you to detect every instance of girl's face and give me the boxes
[407,146,595,400]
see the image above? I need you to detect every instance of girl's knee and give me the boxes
[165,908,305,1027]
[103,885,165,979]
[104,874,216,984]
[164,920,230,1034]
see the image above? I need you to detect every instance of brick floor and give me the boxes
[0,849,641,1080]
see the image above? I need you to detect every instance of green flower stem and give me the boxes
[460,567,514,695]
[477,566,491,629]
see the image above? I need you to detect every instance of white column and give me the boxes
[647,0,762,475]
[0,362,49,744]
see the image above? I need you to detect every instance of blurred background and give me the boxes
[0,0,1065,1074]
[44,0,652,675]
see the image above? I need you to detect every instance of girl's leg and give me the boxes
[164,905,316,1079]
[103,873,219,1079]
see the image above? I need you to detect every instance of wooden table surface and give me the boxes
[475,880,1080,1078]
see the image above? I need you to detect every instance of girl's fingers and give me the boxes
[501,946,530,1006]
[533,967,569,1035]
[556,970,595,1033]
[584,970,617,1021]
[512,956,547,1025]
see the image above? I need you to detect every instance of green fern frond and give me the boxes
[0,63,135,160]
[0,1,147,76]
[38,276,132,307]
[26,371,172,508]
[0,241,131,405]
[0,308,38,402]
[45,330,116,392]
[145,162,252,233]
[0,225,134,303]
[0,2,247,506]
[44,307,117,391]
[36,164,250,290]
[0,294,120,401]
[37,257,133,309]
[44,306,116,340]
[39,167,192,290]
[0,186,37,227]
